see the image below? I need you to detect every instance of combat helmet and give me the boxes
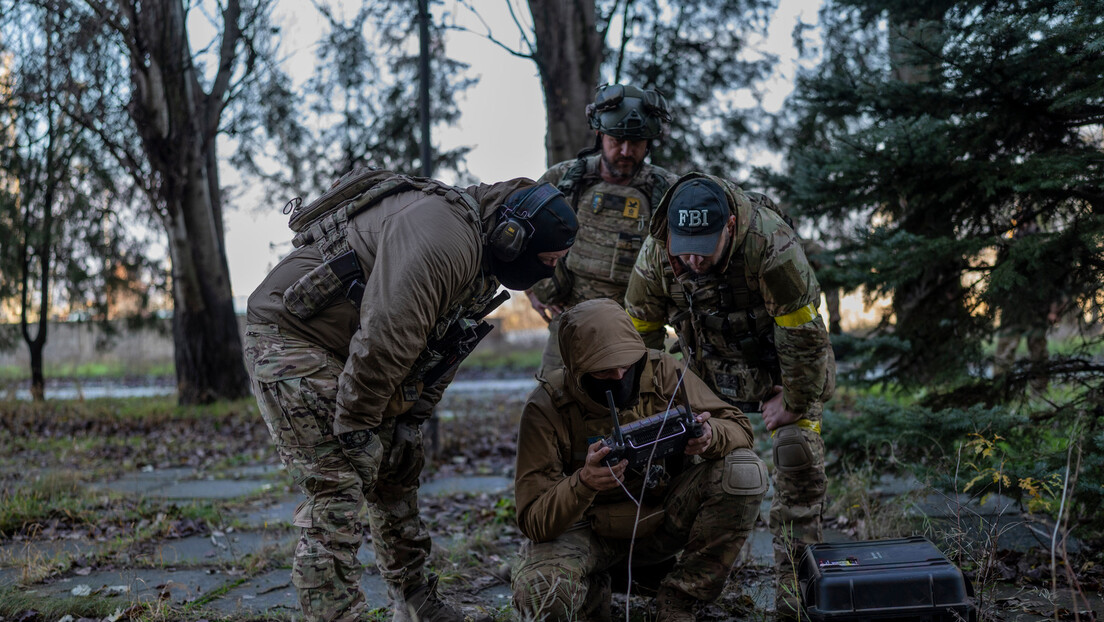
[586,83,672,141]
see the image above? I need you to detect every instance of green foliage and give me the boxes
[772,0,1104,396]
[825,390,1104,533]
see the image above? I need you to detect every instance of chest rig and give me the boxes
[669,250,781,405]
[281,168,505,390]
[556,155,671,294]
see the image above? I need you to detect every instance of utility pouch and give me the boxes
[283,263,346,319]
[588,501,664,539]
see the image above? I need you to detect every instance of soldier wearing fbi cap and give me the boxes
[625,172,836,619]
[525,84,680,375]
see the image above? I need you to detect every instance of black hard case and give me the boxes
[798,536,975,622]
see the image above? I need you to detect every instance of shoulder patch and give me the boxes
[763,260,806,305]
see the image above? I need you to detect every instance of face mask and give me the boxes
[489,254,555,291]
[581,363,641,409]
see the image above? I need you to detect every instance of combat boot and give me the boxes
[393,573,491,622]
[655,585,697,622]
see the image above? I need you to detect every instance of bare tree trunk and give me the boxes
[527,0,604,165]
[125,0,250,404]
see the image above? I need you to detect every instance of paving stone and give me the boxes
[739,529,774,567]
[203,568,389,617]
[156,479,274,500]
[30,568,230,605]
[135,531,294,566]
[238,496,301,529]
[420,475,511,497]
[94,467,196,495]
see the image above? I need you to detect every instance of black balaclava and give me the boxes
[580,354,646,409]
[489,184,578,290]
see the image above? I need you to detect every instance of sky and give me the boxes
[222,1,823,309]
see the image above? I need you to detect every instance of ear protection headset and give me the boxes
[489,182,566,262]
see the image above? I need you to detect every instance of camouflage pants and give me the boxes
[244,324,432,622]
[768,404,827,607]
[512,452,765,621]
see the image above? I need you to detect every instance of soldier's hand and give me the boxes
[685,412,712,455]
[580,440,628,491]
[338,429,384,494]
[525,289,562,324]
[761,385,801,431]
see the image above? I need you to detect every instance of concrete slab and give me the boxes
[135,531,294,566]
[420,476,511,497]
[30,568,229,605]
[203,568,389,617]
[155,479,273,500]
[739,529,774,567]
[95,467,196,495]
[238,497,301,529]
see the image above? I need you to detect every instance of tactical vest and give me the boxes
[556,155,672,301]
[280,167,503,389]
[667,250,780,406]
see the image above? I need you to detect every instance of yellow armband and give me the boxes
[630,316,667,334]
[774,303,819,327]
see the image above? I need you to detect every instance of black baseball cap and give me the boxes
[667,178,730,256]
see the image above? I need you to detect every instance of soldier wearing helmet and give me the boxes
[526,84,680,375]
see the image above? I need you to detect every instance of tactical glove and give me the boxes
[387,419,426,488]
[338,429,384,493]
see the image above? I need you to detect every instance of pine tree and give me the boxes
[777,0,1104,396]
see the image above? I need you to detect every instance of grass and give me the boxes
[0,588,127,622]
[0,361,175,381]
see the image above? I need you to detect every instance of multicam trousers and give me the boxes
[244,324,432,622]
[766,404,828,608]
[512,452,766,622]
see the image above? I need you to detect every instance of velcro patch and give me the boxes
[763,260,805,304]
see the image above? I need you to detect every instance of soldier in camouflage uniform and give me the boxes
[526,84,680,374]
[244,169,578,622]
[512,298,769,622]
[624,173,836,619]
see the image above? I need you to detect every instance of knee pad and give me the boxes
[773,424,814,474]
[721,448,770,496]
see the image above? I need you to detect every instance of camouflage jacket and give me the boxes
[514,299,754,543]
[624,172,835,415]
[247,179,528,434]
[531,154,678,306]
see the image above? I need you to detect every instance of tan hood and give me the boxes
[557,298,647,408]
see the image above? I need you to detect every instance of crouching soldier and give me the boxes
[511,298,768,622]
